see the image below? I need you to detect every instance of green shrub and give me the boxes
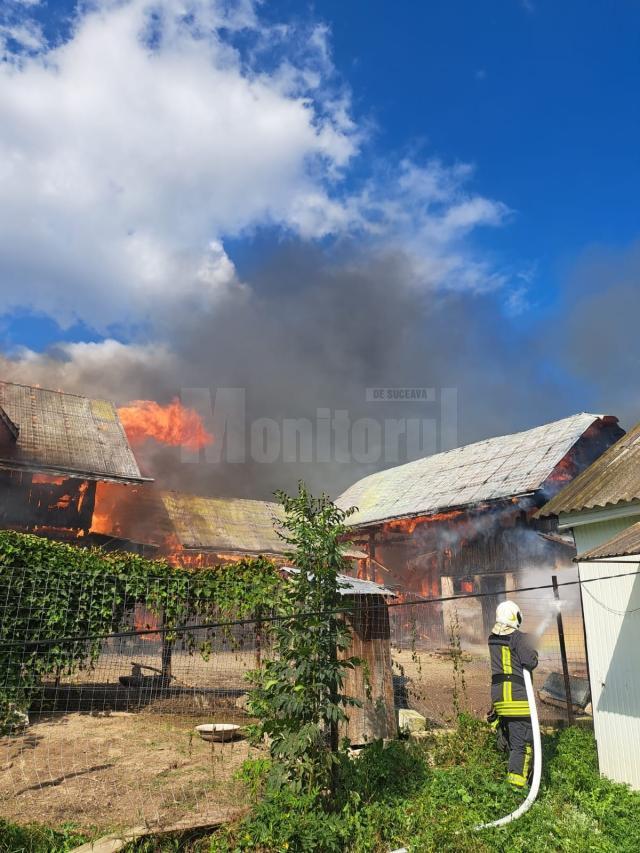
[212,725,640,853]
[0,819,85,853]
[246,485,360,796]
[335,739,429,807]
[212,789,349,852]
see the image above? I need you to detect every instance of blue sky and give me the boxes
[283,0,640,307]
[0,0,638,440]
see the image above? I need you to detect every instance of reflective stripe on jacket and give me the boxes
[489,630,538,718]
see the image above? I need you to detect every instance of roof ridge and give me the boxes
[0,378,113,403]
[162,490,280,507]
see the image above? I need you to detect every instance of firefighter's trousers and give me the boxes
[495,717,533,787]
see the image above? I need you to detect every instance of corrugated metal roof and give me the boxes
[281,566,395,597]
[161,493,285,554]
[0,381,147,483]
[538,419,640,518]
[337,413,607,528]
[160,492,366,558]
[336,575,396,596]
[577,521,640,561]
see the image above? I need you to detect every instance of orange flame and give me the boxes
[385,509,465,535]
[90,481,121,536]
[547,453,576,484]
[32,473,67,485]
[117,398,213,451]
[134,604,161,641]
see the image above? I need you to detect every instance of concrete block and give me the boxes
[398,708,426,733]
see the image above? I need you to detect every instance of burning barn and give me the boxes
[90,486,367,567]
[0,380,150,543]
[336,413,624,638]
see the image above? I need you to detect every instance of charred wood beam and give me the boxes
[78,480,96,532]
[0,406,19,444]
[367,530,376,582]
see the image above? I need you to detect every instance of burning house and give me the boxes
[0,380,150,543]
[336,413,624,637]
[89,488,294,564]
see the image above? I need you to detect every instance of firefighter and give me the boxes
[488,600,538,788]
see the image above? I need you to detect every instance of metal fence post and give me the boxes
[552,575,575,725]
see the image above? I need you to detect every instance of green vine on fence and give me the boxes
[0,530,282,731]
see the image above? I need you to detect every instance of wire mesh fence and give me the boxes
[0,564,277,833]
[0,563,593,835]
[387,572,589,729]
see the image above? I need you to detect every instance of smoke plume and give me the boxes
[559,240,640,428]
[0,241,577,500]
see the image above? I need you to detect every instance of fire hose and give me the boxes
[389,667,541,852]
[474,667,541,829]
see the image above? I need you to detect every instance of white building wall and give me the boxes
[572,516,638,555]
[578,555,640,789]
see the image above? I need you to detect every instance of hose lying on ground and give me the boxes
[389,667,541,852]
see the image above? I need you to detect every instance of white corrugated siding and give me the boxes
[573,516,639,555]
[578,554,640,789]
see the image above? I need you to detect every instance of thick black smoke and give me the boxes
[0,242,583,499]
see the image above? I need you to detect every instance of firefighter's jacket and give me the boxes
[489,629,538,718]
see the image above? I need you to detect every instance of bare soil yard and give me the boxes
[0,643,585,834]
[0,710,256,833]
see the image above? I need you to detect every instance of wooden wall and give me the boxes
[340,593,396,744]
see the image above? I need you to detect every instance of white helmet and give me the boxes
[496,600,522,629]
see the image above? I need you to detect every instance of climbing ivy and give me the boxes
[0,530,282,731]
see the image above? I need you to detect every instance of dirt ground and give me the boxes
[0,709,257,833]
[392,647,585,725]
[0,640,587,834]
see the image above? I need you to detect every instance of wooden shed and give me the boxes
[280,569,397,745]
[336,413,624,641]
[338,576,397,745]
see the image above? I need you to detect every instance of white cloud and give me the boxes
[346,159,511,293]
[0,21,44,52]
[0,0,357,329]
[0,338,174,403]
[0,0,514,334]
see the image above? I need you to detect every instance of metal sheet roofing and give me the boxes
[336,413,607,528]
[161,493,285,554]
[0,381,147,483]
[160,492,366,558]
[577,521,640,561]
[538,419,640,518]
[281,567,395,597]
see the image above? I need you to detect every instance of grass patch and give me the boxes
[7,721,640,852]
[0,820,87,853]
[209,719,640,852]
